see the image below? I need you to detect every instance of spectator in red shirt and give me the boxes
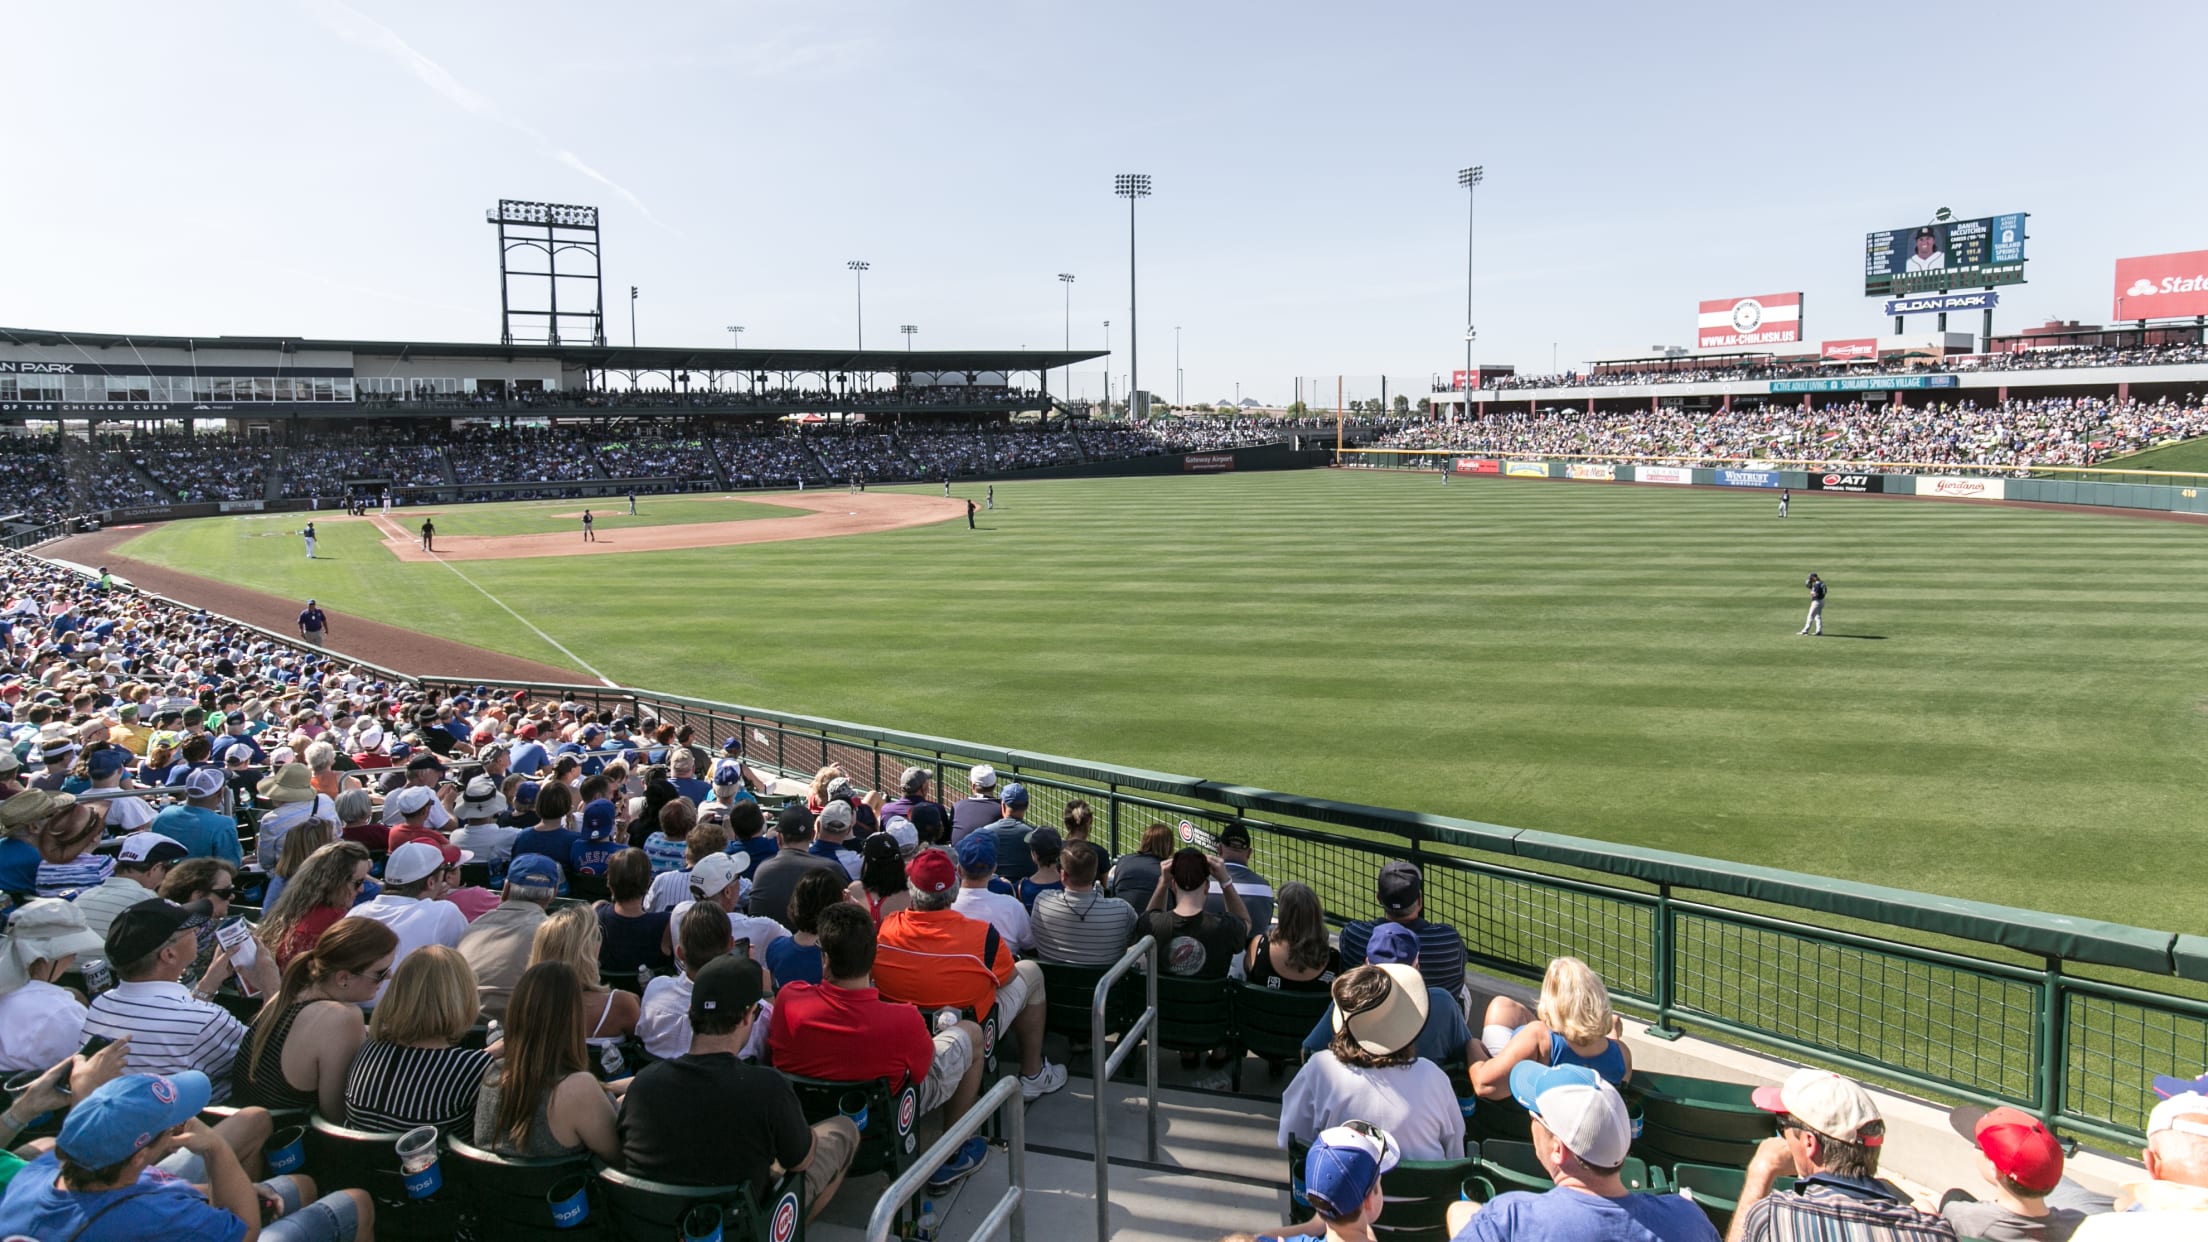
[769,903,989,1193]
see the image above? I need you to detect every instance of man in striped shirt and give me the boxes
[1031,842,1138,966]
[82,899,280,1104]
[1338,862,1468,1004]
[1731,1068,1955,1242]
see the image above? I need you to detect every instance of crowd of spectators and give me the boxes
[1381,396,2208,470]
[591,431,716,481]
[360,384,1040,413]
[0,442,72,526]
[1461,339,2208,391]
[712,433,823,488]
[117,434,272,504]
[282,436,448,498]
[444,427,601,484]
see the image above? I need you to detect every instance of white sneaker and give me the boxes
[1020,1060,1068,1101]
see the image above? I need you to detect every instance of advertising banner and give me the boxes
[1771,375,1958,393]
[1635,465,1694,485]
[218,499,267,513]
[1883,291,1999,317]
[1566,463,1617,481]
[1454,457,1500,475]
[1505,461,1550,478]
[2114,250,2208,320]
[1697,292,1803,349]
[1182,453,1235,473]
[1821,338,1879,362]
[1716,469,1781,489]
[1808,471,1884,493]
[1918,476,2005,500]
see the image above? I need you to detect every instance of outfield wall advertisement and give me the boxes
[1566,463,1617,481]
[1454,457,1500,475]
[1918,476,2005,500]
[1809,472,1884,493]
[1715,470,1781,489]
[1505,461,1550,478]
[1182,454,1236,472]
[1636,466,1693,485]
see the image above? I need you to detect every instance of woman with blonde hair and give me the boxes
[805,765,844,814]
[471,962,621,1159]
[1470,955,1630,1099]
[260,840,374,965]
[531,904,641,1059]
[236,917,397,1116]
[343,944,494,1133]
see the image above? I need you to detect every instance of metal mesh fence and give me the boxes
[2066,984,2208,1136]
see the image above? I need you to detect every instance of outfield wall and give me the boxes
[1341,450,2208,516]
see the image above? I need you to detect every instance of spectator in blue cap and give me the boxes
[0,1068,375,1241]
[952,830,1035,953]
[983,783,1042,887]
[1300,922,1481,1068]
[1255,1122,1399,1242]
[457,853,562,1022]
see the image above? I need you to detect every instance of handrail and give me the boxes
[865,1074,1025,1242]
[1092,936,1160,1242]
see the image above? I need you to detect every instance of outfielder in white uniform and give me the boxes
[302,522,317,560]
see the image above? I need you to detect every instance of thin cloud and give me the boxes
[304,0,671,231]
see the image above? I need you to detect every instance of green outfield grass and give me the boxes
[118,472,2208,934]
[2096,434,2208,475]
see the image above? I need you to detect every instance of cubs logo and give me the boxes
[982,1021,996,1060]
[771,1192,800,1242]
[897,1087,917,1136]
[150,1076,178,1105]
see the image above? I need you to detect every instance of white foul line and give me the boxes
[419,547,618,688]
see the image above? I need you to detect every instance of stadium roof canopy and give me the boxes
[0,326,1103,374]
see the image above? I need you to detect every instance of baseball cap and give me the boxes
[2148,1091,2208,1141]
[955,832,996,871]
[1302,1123,1399,1218]
[2152,1071,2208,1099]
[514,781,541,806]
[104,898,209,966]
[968,763,997,790]
[1027,825,1063,855]
[816,801,856,835]
[1972,1106,2064,1193]
[1219,822,1251,848]
[0,899,107,991]
[582,798,617,839]
[405,751,446,772]
[908,848,958,894]
[1364,922,1421,966]
[505,854,564,891]
[1752,1068,1884,1145]
[5,789,79,830]
[884,815,918,853]
[1376,861,1423,914]
[85,747,129,778]
[184,768,226,799]
[1331,964,1428,1057]
[385,840,453,886]
[999,782,1029,807]
[774,802,814,839]
[690,852,748,898]
[387,786,436,817]
[690,953,764,1022]
[1510,1062,1634,1168]
[116,832,189,867]
[58,1071,214,1169]
[824,776,858,803]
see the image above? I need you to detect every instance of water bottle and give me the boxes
[916,1198,939,1242]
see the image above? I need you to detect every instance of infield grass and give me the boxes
[117,472,2208,935]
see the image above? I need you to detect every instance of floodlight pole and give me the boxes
[901,324,918,351]
[726,325,744,348]
[1058,273,1076,399]
[1115,174,1152,417]
[1103,320,1111,411]
[848,260,870,349]
[1458,165,1484,419]
[1175,326,1183,409]
[629,285,638,348]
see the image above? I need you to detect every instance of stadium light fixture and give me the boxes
[1114,174,1152,416]
[901,324,918,351]
[629,285,638,349]
[847,260,870,350]
[1457,165,1485,409]
[1058,273,1076,397]
[726,325,744,346]
[1103,320,1111,410]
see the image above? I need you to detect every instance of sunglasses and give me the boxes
[207,887,236,900]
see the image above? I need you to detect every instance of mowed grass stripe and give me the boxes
[119,472,2208,934]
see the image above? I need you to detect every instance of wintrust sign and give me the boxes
[2113,251,2208,320]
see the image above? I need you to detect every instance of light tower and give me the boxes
[847,260,870,349]
[1457,165,1484,417]
[1113,174,1152,416]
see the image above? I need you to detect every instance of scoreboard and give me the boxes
[1864,213,2027,296]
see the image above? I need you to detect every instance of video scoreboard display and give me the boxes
[1864,213,2027,297]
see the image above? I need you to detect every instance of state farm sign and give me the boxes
[2113,250,2208,320]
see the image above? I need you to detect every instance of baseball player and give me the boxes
[1441,459,1450,486]
[1778,488,1790,519]
[1799,573,1826,636]
[420,516,436,553]
[302,522,317,560]
[966,498,977,530]
[582,509,596,542]
[627,488,637,516]
[987,484,995,511]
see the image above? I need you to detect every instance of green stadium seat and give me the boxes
[1036,960,1141,1049]
[1153,975,1236,1061]
[596,1163,805,1242]
[1623,1070,1774,1170]
[1231,983,1332,1081]
[303,1114,463,1241]
[1667,1161,1796,1234]
[444,1134,597,1241]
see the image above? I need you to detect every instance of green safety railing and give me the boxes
[413,675,2206,1150]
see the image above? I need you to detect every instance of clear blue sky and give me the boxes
[4,2,2203,404]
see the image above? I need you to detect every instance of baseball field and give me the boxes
[91,471,2208,935]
